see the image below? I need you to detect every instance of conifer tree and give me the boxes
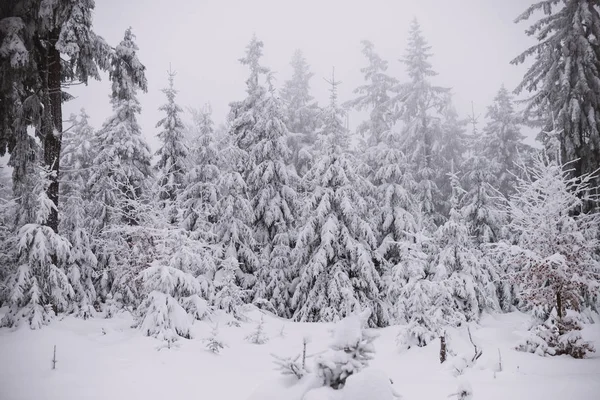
[345,40,398,148]
[393,19,450,230]
[292,73,387,327]
[481,86,529,198]
[60,110,98,318]
[432,173,498,321]
[87,28,152,307]
[0,0,112,232]
[1,166,73,329]
[280,50,321,176]
[180,104,220,238]
[155,68,188,218]
[512,0,600,184]
[248,90,298,317]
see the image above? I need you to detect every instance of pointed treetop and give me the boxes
[402,18,435,82]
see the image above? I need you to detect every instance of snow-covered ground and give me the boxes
[1,308,599,400]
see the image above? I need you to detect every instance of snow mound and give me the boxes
[343,368,399,400]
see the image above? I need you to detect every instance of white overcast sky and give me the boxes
[63,0,537,152]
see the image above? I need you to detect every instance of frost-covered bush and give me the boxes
[272,336,311,379]
[1,167,74,329]
[137,260,209,343]
[315,309,377,389]
[203,323,226,354]
[495,155,600,358]
[517,310,595,359]
[246,315,269,344]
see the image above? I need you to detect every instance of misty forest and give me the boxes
[1,1,600,399]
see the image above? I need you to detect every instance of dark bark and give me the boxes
[43,28,62,232]
[439,332,447,364]
[556,290,563,320]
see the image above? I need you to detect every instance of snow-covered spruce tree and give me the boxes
[393,19,450,230]
[280,49,321,176]
[1,166,73,329]
[496,154,600,358]
[60,109,98,318]
[315,309,378,389]
[512,0,600,188]
[137,259,207,343]
[437,106,468,215]
[88,28,152,307]
[181,104,220,238]
[292,74,388,327]
[480,85,529,198]
[345,40,398,149]
[218,35,273,289]
[248,89,299,317]
[213,245,248,320]
[432,172,498,322]
[391,229,459,350]
[154,68,188,222]
[372,128,420,289]
[461,149,502,246]
[0,0,112,233]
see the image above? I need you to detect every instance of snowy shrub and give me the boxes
[494,155,600,357]
[315,309,378,389]
[137,260,208,342]
[213,251,248,320]
[203,323,226,354]
[449,380,473,400]
[272,336,311,379]
[516,310,595,359]
[245,315,269,344]
[1,167,74,329]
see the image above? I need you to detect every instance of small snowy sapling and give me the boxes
[245,315,269,344]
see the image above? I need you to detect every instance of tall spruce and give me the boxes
[155,68,188,217]
[394,19,450,230]
[280,50,321,176]
[87,28,152,307]
[248,89,299,317]
[0,0,111,232]
[292,73,387,327]
[345,40,398,148]
[512,0,600,187]
[481,85,529,198]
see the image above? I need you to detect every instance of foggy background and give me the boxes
[65,0,537,152]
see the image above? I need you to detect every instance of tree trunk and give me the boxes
[439,332,447,364]
[43,28,62,232]
[556,290,563,320]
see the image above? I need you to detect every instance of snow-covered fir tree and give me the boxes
[394,19,450,230]
[87,28,152,307]
[280,49,321,176]
[480,85,529,198]
[213,246,247,320]
[1,166,73,329]
[155,67,188,219]
[432,172,497,322]
[372,127,419,290]
[315,309,378,389]
[512,0,600,187]
[345,40,398,148]
[180,104,220,238]
[60,109,98,318]
[137,259,209,343]
[0,0,112,232]
[292,74,388,327]
[248,89,298,317]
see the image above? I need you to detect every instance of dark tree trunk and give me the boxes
[556,290,563,320]
[439,332,447,364]
[43,29,62,232]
